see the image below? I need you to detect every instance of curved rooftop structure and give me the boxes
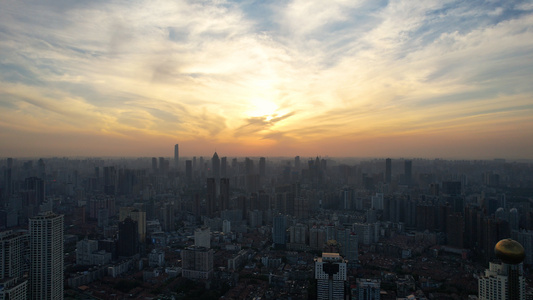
[494,238,525,265]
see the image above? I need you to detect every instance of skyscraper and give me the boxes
[0,230,27,300]
[220,156,227,178]
[259,157,266,177]
[315,253,347,300]
[29,212,64,300]
[272,214,287,249]
[185,160,192,183]
[117,217,139,257]
[478,239,526,300]
[385,158,391,184]
[220,178,230,212]
[211,152,220,180]
[174,144,179,170]
[152,157,157,173]
[404,160,412,186]
[355,278,381,300]
[206,178,216,217]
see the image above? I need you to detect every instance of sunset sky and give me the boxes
[1,0,533,159]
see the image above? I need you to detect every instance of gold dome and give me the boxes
[494,238,525,265]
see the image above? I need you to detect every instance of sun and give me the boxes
[247,98,278,118]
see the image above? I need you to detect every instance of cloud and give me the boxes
[0,0,532,158]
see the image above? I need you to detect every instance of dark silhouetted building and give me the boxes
[174,144,179,169]
[185,160,192,183]
[404,160,412,186]
[259,157,266,177]
[117,217,139,257]
[207,178,216,217]
[211,152,220,180]
[385,158,391,184]
[220,178,230,212]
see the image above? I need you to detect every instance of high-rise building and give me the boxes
[404,160,412,186]
[220,178,230,212]
[211,152,220,180]
[288,223,307,250]
[207,178,216,217]
[245,158,254,175]
[174,144,179,169]
[220,157,227,178]
[355,278,381,300]
[385,158,391,184]
[103,166,116,196]
[0,230,28,300]
[259,157,266,177]
[336,228,358,266]
[185,160,192,183]
[478,239,526,300]
[29,212,63,300]
[511,230,533,266]
[152,157,157,172]
[310,226,327,250]
[273,214,287,248]
[315,253,347,300]
[159,157,169,174]
[117,217,139,257]
[119,207,146,243]
[181,246,214,280]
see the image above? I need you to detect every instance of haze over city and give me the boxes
[1,0,533,158]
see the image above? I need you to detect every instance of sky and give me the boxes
[1,0,533,159]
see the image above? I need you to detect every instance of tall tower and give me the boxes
[385,158,391,184]
[174,144,179,170]
[259,157,266,177]
[117,217,139,257]
[185,160,193,183]
[220,178,230,212]
[478,238,526,300]
[206,178,216,217]
[211,152,220,180]
[29,212,64,300]
[272,214,287,249]
[404,160,412,186]
[220,157,227,178]
[315,253,347,300]
[294,156,300,171]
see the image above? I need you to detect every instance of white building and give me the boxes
[29,212,64,300]
[478,262,525,300]
[315,253,347,300]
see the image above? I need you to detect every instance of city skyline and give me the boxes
[1,1,533,159]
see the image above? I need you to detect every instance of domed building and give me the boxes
[478,239,525,300]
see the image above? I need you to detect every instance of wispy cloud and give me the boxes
[0,0,532,158]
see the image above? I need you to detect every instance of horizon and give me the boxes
[1,154,530,163]
[1,1,533,159]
